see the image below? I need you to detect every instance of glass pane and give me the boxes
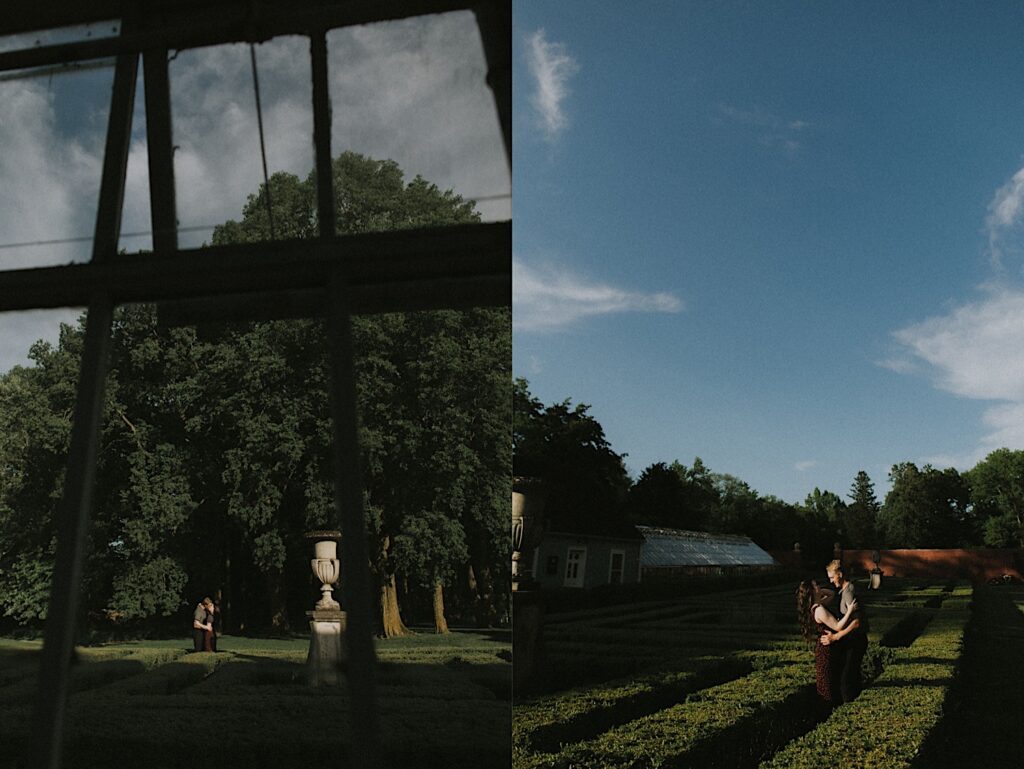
[328,11,510,230]
[0,63,114,270]
[167,36,314,249]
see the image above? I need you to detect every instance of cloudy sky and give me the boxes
[514,2,1024,503]
[0,11,509,371]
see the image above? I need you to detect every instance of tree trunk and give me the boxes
[379,572,412,637]
[432,581,450,634]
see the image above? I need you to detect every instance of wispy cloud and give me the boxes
[716,103,809,156]
[875,357,918,375]
[525,29,579,141]
[985,166,1024,267]
[513,258,682,332]
[794,460,817,472]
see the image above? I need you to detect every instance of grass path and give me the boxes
[929,585,1024,767]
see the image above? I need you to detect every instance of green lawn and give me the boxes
[0,629,510,769]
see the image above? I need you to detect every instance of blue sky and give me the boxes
[513,2,1024,504]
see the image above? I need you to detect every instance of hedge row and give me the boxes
[516,661,822,769]
[514,653,751,755]
[0,645,509,769]
[759,589,971,769]
[0,646,187,706]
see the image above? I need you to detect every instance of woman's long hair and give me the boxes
[796,580,819,643]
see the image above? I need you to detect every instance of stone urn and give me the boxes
[512,477,546,589]
[307,530,341,610]
[305,530,345,686]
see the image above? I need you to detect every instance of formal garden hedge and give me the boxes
[513,580,973,769]
[0,630,510,769]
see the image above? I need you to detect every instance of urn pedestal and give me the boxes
[512,477,547,695]
[306,608,347,685]
[305,531,346,686]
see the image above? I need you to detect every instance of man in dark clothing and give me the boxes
[823,560,869,703]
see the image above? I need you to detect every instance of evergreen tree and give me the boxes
[845,470,879,548]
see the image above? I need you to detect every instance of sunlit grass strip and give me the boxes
[759,592,971,769]
[514,654,749,756]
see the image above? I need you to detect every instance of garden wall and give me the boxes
[841,548,1024,582]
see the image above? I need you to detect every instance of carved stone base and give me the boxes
[306,610,347,686]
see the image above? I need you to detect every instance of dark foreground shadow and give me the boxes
[917,586,1024,767]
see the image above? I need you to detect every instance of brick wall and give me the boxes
[840,548,1024,583]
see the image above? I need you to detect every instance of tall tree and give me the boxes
[844,471,879,548]
[878,463,972,548]
[966,448,1024,548]
[625,462,691,528]
[513,379,632,536]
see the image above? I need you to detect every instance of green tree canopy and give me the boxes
[878,463,972,548]
[0,152,509,637]
[965,448,1024,548]
[843,470,879,548]
[513,378,631,536]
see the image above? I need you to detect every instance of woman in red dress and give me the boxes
[797,580,858,704]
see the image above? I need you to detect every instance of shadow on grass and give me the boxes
[917,586,1024,768]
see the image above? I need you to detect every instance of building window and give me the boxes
[565,547,587,588]
[609,550,625,585]
[546,555,559,576]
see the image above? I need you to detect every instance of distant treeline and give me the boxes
[514,379,1024,564]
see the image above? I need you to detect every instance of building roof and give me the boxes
[637,526,777,568]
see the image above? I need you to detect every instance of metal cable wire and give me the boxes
[249,44,275,239]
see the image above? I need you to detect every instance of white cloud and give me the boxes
[986,166,1024,266]
[513,258,682,332]
[875,357,918,375]
[891,286,1024,466]
[525,29,578,141]
[794,460,817,472]
[893,287,1024,402]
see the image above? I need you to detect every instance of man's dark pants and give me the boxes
[193,627,205,652]
[835,631,868,703]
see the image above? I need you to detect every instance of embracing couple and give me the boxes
[797,560,869,705]
[192,596,219,653]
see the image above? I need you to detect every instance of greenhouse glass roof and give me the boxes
[637,526,776,568]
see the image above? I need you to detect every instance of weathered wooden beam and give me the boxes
[143,47,178,253]
[473,0,511,168]
[326,274,381,769]
[93,52,138,261]
[25,43,139,766]
[24,295,114,769]
[155,270,509,324]
[310,29,336,240]
[0,222,511,313]
[0,0,479,73]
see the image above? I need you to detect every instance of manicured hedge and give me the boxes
[517,663,822,769]
[515,654,750,755]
